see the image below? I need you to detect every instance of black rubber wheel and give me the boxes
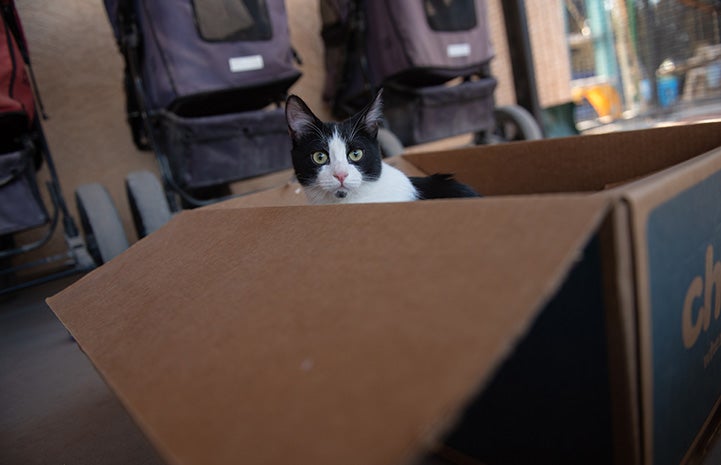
[75,183,129,265]
[477,104,544,144]
[378,127,405,158]
[125,171,173,239]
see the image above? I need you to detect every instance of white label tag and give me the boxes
[447,43,471,58]
[229,55,264,72]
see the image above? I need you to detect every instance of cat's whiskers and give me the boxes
[346,116,364,147]
[304,184,338,204]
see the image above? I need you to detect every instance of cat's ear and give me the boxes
[358,89,384,137]
[286,95,322,140]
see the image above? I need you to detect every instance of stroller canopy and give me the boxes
[105,0,301,112]
[366,0,494,85]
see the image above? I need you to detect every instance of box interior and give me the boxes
[439,235,614,465]
[404,122,721,196]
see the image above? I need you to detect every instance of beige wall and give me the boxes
[525,0,573,107]
[286,0,332,121]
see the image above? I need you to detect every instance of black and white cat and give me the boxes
[285,91,479,204]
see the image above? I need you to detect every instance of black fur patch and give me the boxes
[410,174,481,200]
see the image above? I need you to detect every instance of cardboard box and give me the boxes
[47,122,721,465]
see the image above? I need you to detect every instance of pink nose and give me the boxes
[334,172,348,184]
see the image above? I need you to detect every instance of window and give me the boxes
[423,0,477,32]
[193,0,272,41]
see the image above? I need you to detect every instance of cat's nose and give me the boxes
[334,172,348,184]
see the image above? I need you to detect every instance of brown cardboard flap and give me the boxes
[48,196,610,465]
[404,122,721,196]
[384,154,429,177]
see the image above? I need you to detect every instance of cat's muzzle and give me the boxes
[335,189,348,199]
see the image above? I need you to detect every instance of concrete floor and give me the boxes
[0,278,166,465]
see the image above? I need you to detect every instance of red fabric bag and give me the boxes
[0,0,35,129]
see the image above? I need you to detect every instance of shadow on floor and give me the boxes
[0,278,166,465]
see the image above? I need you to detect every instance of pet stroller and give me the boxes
[0,0,129,295]
[321,0,543,146]
[104,0,302,238]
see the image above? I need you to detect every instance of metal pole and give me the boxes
[500,0,543,129]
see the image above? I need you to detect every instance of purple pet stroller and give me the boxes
[1,0,128,295]
[104,0,301,237]
[321,0,542,146]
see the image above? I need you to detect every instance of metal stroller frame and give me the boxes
[1,0,128,295]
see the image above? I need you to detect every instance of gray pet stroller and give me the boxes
[321,0,542,146]
[104,0,301,238]
[1,0,128,295]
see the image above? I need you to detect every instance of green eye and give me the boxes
[311,151,328,165]
[348,149,363,162]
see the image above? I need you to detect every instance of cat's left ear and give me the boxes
[359,89,384,138]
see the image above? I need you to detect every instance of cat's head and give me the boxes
[285,91,384,204]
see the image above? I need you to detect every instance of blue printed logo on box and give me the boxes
[647,169,721,465]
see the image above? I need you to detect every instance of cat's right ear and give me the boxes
[286,95,321,141]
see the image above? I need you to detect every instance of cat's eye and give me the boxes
[311,151,328,165]
[348,149,363,162]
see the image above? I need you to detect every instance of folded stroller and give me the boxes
[321,0,542,146]
[1,0,128,295]
[104,0,302,237]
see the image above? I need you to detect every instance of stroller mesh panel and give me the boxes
[157,107,291,189]
[192,0,272,42]
[0,148,48,236]
[423,0,477,32]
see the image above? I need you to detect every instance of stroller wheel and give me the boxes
[377,127,404,158]
[125,170,173,239]
[75,183,130,265]
[477,105,544,144]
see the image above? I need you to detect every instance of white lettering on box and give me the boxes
[682,244,721,350]
[447,43,471,58]
[229,55,264,73]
